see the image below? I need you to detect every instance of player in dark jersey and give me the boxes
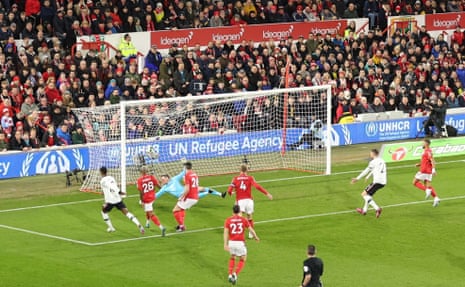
[300,245,324,287]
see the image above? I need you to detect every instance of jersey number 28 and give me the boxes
[142,181,154,193]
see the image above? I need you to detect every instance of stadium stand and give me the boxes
[1,0,465,150]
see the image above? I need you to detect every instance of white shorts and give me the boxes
[143,201,154,212]
[228,240,247,257]
[177,198,199,210]
[415,172,433,182]
[237,199,254,214]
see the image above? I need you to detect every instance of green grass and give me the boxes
[0,151,464,287]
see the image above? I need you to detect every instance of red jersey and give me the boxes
[228,173,268,201]
[137,174,159,203]
[224,215,250,242]
[184,170,199,199]
[420,148,434,174]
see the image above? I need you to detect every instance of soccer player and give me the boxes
[413,139,441,207]
[351,149,386,218]
[300,245,324,287]
[99,166,145,234]
[224,204,259,285]
[156,171,225,200]
[228,164,273,238]
[172,162,199,232]
[136,166,166,236]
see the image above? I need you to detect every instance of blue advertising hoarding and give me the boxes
[1,113,464,180]
[325,114,465,146]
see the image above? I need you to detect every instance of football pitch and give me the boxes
[0,144,464,287]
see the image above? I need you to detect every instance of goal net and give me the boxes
[73,86,332,192]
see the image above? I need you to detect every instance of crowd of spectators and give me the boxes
[2,0,465,151]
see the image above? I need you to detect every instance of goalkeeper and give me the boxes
[156,169,226,199]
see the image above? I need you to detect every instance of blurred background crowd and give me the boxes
[1,0,465,151]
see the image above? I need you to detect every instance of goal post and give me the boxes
[73,86,332,192]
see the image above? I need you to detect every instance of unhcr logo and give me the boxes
[365,122,378,137]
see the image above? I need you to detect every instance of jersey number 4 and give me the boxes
[142,182,154,193]
[239,181,247,191]
[229,222,244,235]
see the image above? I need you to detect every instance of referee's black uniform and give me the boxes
[302,256,324,287]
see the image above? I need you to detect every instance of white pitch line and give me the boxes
[88,194,465,246]
[0,224,93,246]
[0,159,462,214]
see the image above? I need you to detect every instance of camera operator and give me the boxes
[424,98,447,137]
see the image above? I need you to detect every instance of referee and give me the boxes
[300,245,324,287]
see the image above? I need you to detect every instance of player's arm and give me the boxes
[179,181,189,201]
[223,226,230,251]
[252,179,272,200]
[155,185,167,199]
[137,180,144,203]
[300,264,312,287]
[430,155,437,175]
[152,176,162,189]
[172,170,186,182]
[351,164,372,184]
[248,225,260,241]
[227,179,236,196]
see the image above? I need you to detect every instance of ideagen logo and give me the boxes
[160,31,194,46]
[311,22,342,36]
[262,25,294,39]
[213,27,244,42]
[432,14,462,29]
[365,122,378,137]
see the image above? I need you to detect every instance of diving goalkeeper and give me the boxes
[156,169,226,199]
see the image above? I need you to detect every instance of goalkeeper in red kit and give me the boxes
[412,139,441,207]
[228,164,273,239]
[137,166,166,236]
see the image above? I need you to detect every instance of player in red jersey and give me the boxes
[173,162,199,232]
[137,166,166,236]
[224,205,259,285]
[228,164,273,239]
[413,139,440,207]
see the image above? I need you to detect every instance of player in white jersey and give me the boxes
[351,149,386,218]
[99,166,145,234]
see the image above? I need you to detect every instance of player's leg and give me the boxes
[356,190,369,215]
[228,255,236,281]
[119,204,145,234]
[145,202,166,235]
[245,200,255,239]
[424,180,440,207]
[101,204,115,232]
[198,186,225,198]
[413,173,433,198]
[172,203,185,231]
[235,255,247,275]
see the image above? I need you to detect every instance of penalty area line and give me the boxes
[89,194,465,246]
[0,224,93,246]
[0,159,462,214]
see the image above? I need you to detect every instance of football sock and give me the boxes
[369,199,380,211]
[363,195,371,213]
[236,259,245,275]
[248,219,254,228]
[430,187,438,197]
[173,210,183,225]
[209,189,222,197]
[228,258,235,275]
[150,214,161,227]
[180,210,186,225]
[126,212,141,226]
[101,211,114,229]
[414,182,426,190]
